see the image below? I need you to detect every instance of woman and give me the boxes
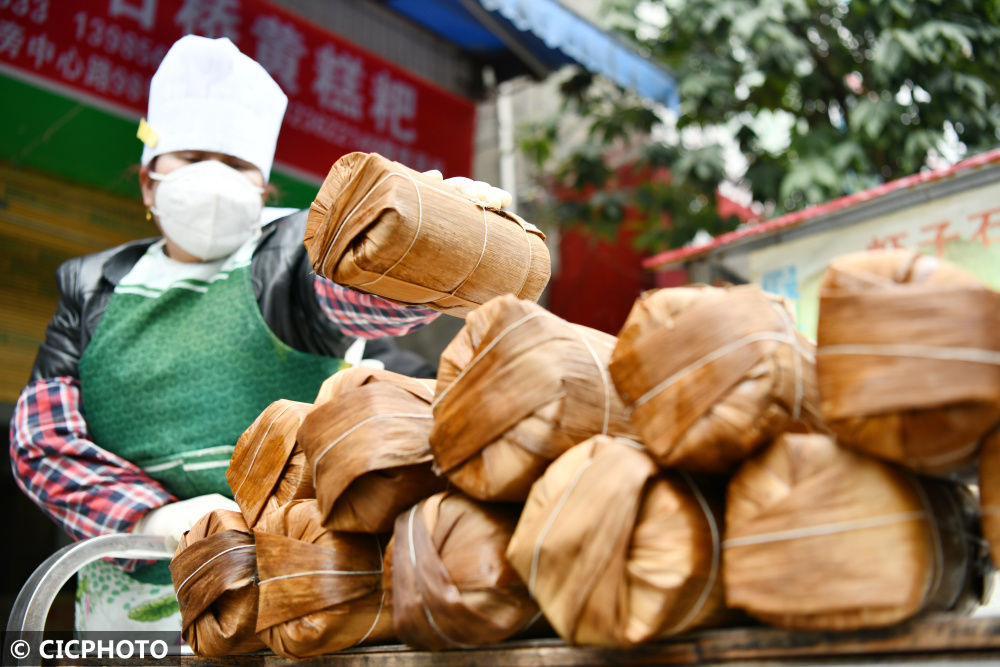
[9,35,506,632]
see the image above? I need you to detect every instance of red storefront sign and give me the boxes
[0,0,475,179]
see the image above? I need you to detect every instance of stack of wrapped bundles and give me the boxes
[305,152,550,317]
[724,432,983,630]
[430,294,635,501]
[297,367,446,533]
[506,435,727,646]
[384,491,540,649]
[816,249,1000,474]
[980,427,1000,567]
[169,510,264,656]
[609,284,821,474]
[253,499,393,658]
[226,399,315,528]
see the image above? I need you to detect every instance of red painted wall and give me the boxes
[548,226,656,335]
[547,167,755,334]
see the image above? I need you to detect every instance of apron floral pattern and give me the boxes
[75,560,181,633]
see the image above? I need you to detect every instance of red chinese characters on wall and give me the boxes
[867,206,1000,255]
[0,0,475,178]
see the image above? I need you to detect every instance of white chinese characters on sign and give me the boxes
[312,44,364,120]
[286,101,442,173]
[0,4,164,102]
[175,0,241,41]
[79,53,143,100]
[56,46,84,80]
[1,0,48,24]
[0,19,24,57]
[251,14,304,93]
[26,32,54,67]
[0,0,455,175]
[370,70,417,143]
[108,0,157,31]
[73,11,167,68]
[83,53,112,91]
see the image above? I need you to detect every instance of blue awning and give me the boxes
[379,0,678,109]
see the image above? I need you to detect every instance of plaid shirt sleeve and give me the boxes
[9,376,176,570]
[313,275,440,339]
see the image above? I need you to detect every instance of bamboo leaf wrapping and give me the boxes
[305,152,550,317]
[170,510,264,656]
[506,436,726,646]
[724,433,980,630]
[610,285,821,473]
[385,491,539,649]
[431,295,635,501]
[226,400,315,528]
[298,367,445,533]
[816,249,1000,473]
[253,500,393,658]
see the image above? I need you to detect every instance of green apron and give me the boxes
[74,236,345,632]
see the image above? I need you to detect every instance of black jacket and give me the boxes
[30,210,433,381]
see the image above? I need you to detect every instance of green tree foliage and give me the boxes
[522,0,1000,251]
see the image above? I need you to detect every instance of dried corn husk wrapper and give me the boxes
[169,510,264,656]
[724,432,983,631]
[609,284,820,474]
[305,151,550,317]
[431,294,635,501]
[506,435,726,646]
[254,499,393,658]
[226,400,314,528]
[298,367,445,533]
[817,249,1000,474]
[385,491,539,649]
[979,427,1000,567]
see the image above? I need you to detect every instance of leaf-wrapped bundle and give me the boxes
[724,432,982,630]
[385,491,539,649]
[298,367,445,533]
[170,510,264,656]
[816,249,1000,474]
[506,436,726,646]
[254,500,393,658]
[226,400,314,528]
[305,152,550,317]
[431,295,634,501]
[610,285,820,473]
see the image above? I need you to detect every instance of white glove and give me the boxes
[131,493,240,551]
[343,337,386,370]
[423,169,513,209]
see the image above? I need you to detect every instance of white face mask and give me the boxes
[150,160,264,261]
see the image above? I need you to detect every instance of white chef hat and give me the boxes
[139,35,288,180]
